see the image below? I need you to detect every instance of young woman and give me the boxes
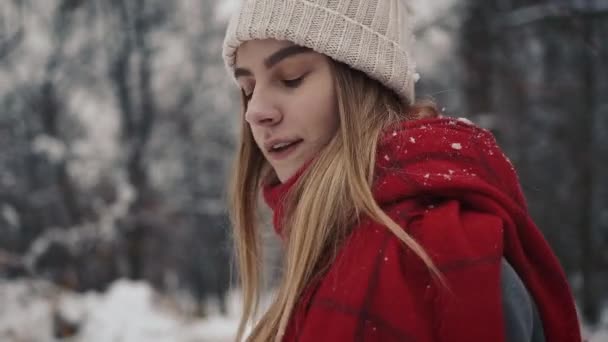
[222,0,582,341]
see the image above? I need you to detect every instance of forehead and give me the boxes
[235,39,326,68]
[235,39,292,65]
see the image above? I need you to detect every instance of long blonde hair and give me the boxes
[229,60,441,342]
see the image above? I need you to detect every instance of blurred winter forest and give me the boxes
[0,0,607,340]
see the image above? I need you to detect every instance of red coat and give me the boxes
[263,117,581,341]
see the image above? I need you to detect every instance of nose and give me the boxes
[244,90,282,127]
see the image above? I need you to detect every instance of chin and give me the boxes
[276,169,293,184]
[274,165,299,184]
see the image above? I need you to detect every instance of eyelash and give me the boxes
[282,76,304,88]
[243,75,306,102]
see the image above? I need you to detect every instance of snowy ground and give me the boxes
[584,317,608,342]
[0,279,242,342]
[0,278,606,341]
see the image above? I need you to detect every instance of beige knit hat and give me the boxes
[222,0,418,105]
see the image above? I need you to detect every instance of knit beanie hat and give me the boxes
[222,0,418,105]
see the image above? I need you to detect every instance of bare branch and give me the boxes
[496,3,608,29]
[0,28,23,60]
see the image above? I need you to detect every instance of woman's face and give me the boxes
[235,39,339,183]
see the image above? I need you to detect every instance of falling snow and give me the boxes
[451,143,462,150]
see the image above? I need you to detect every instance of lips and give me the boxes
[264,138,303,160]
[271,140,300,152]
[264,138,302,153]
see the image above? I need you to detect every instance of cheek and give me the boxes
[317,101,339,138]
[248,125,265,150]
[290,79,338,136]
[312,89,339,140]
[300,98,339,144]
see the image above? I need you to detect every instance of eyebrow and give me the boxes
[234,45,312,78]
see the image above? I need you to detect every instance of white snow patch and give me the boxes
[0,279,244,342]
[32,135,67,163]
[0,280,55,341]
[409,137,416,143]
[581,302,608,342]
[457,117,474,125]
[1,204,20,228]
[451,143,462,150]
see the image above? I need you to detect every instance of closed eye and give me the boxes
[282,75,305,88]
[242,74,306,102]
